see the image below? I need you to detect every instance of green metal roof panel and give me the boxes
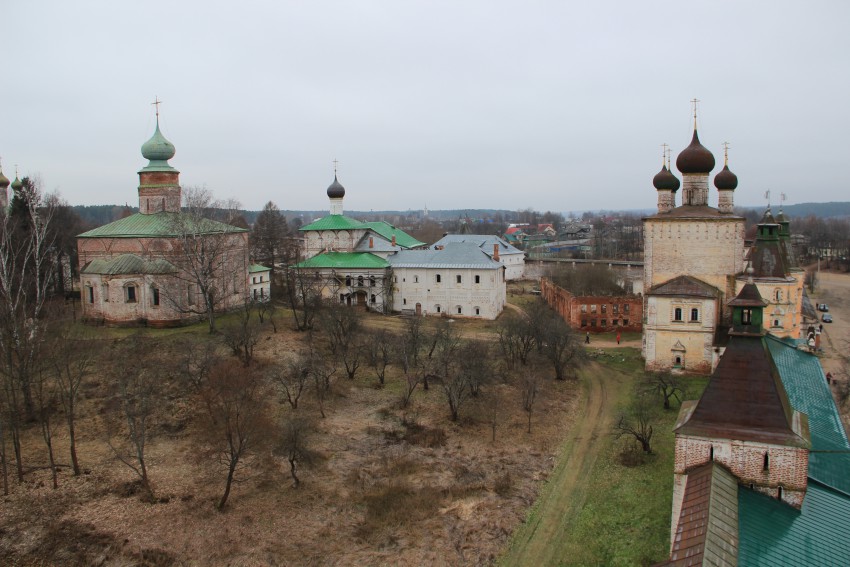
[294,252,388,270]
[362,221,426,249]
[81,254,178,275]
[738,482,850,566]
[298,214,367,232]
[78,212,247,238]
[249,264,270,273]
[765,335,850,494]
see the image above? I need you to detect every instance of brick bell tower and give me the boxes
[138,98,181,214]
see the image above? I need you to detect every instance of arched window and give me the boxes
[435,305,441,313]
[357,275,364,287]
[345,276,352,286]
[690,308,699,322]
[370,294,376,304]
[369,276,376,287]
[456,305,462,315]
[778,486,783,500]
[151,287,160,307]
[674,308,683,322]
[709,445,714,461]
[85,284,94,304]
[763,452,769,471]
[774,289,782,301]
[742,308,752,325]
[474,306,480,316]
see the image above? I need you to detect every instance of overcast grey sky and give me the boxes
[4,1,849,213]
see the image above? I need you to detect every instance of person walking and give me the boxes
[616,331,621,345]
[585,332,590,344]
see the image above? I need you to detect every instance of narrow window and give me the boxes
[742,308,752,325]
[763,452,769,471]
[613,304,619,314]
[457,306,462,314]
[475,307,480,315]
[346,276,352,286]
[456,275,462,284]
[260,288,265,298]
[475,275,480,284]
[436,274,441,283]
[403,298,407,305]
[414,275,419,283]
[86,286,94,303]
[778,486,783,500]
[591,304,597,314]
[152,287,160,306]
[690,308,699,322]
[253,289,258,300]
[775,289,781,301]
[370,294,376,304]
[358,275,364,286]
[601,319,607,327]
[674,308,683,322]
[624,304,630,313]
[126,285,136,303]
[436,305,441,313]
[370,276,375,287]
[601,304,607,314]
[581,304,587,313]
[709,445,714,461]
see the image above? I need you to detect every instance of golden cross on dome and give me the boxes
[661,143,669,166]
[722,141,730,165]
[333,159,339,175]
[152,96,162,118]
[690,98,700,127]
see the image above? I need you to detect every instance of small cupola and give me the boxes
[137,99,182,214]
[327,163,346,215]
[728,266,768,336]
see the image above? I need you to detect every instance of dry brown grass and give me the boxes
[1,306,581,566]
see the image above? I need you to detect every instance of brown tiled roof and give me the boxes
[649,276,722,299]
[675,336,809,447]
[645,205,744,220]
[727,283,768,307]
[749,240,789,279]
[663,462,739,566]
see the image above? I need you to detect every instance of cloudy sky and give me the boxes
[4,1,849,213]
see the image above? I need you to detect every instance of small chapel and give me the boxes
[76,108,251,327]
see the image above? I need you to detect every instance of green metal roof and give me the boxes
[739,482,850,566]
[362,221,425,249]
[78,212,247,238]
[81,254,178,275]
[766,335,850,494]
[298,214,367,232]
[249,264,270,273]
[294,252,389,270]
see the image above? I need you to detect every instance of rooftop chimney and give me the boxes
[391,234,397,247]
[369,236,374,248]
[493,243,500,262]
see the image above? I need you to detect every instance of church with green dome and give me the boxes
[76,112,254,327]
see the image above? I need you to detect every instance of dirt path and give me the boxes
[500,362,628,566]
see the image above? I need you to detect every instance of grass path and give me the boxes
[500,361,629,566]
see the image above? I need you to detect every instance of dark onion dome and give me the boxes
[653,165,681,192]
[0,169,9,188]
[714,164,738,190]
[141,120,176,162]
[676,129,716,174]
[327,174,345,199]
[11,176,23,191]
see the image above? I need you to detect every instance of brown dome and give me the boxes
[326,174,345,199]
[714,164,738,190]
[653,165,680,192]
[676,129,715,174]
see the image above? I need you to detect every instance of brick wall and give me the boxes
[675,434,808,508]
[540,278,642,332]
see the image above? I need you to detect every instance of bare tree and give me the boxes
[521,374,539,434]
[33,362,59,489]
[167,186,249,333]
[221,301,261,366]
[250,201,290,277]
[270,356,310,410]
[277,417,319,487]
[282,265,322,332]
[365,329,392,386]
[459,339,492,397]
[311,358,336,419]
[539,312,584,381]
[175,337,220,392]
[0,178,56,486]
[614,394,654,454]
[109,338,160,499]
[47,319,96,477]
[429,321,469,422]
[644,372,684,410]
[199,359,271,510]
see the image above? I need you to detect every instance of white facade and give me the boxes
[249,266,271,302]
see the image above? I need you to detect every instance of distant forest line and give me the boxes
[71,202,850,231]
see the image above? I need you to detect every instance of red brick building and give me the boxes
[540,277,642,332]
